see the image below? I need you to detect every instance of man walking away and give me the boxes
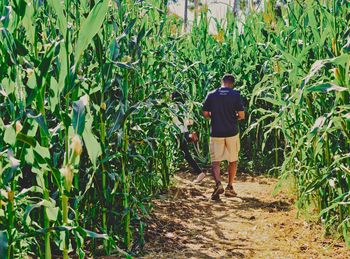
[172,92,206,184]
[202,74,245,200]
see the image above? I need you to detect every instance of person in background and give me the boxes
[171,91,206,184]
[202,74,245,200]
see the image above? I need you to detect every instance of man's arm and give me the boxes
[235,92,245,121]
[237,111,245,120]
[202,93,211,119]
[203,111,211,119]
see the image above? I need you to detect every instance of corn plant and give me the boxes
[241,0,350,244]
[0,0,175,257]
[1,0,350,257]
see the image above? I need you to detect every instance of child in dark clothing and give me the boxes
[171,92,206,183]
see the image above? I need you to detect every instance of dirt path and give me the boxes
[140,172,350,258]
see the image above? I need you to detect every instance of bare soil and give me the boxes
[140,172,350,258]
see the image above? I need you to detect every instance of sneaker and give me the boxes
[193,172,206,184]
[224,185,237,197]
[211,182,224,200]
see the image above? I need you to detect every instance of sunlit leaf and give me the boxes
[74,0,109,66]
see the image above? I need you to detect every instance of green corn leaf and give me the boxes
[16,186,43,198]
[12,0,26,18]
[281,50,300,67]
[137,23,146,44]
[72,99,86,135]
[14,38,28,56]
[93,34,103,65]
[306,5,320,43]
[75,226,108,239]
[46,207,59,222]
[306,83,347,93]
[4,126,16,146]
[33,143,50,163]
[33,226,108,239]
[0,231,8,259]
[23,200,54,225]
[83,115,101,168]
[27,112,50,138]
[47,0,67,39]
[26,70,36,89]
[32,167,45,190]
[112,61,133,69]
[1,78,15,96]
[260,97,285,106]
[38,42,58,79]
[49,77,60,112]
[22,2,35,45]
[304,55,350,85]
[57,44,68,95]
[16,132,36,147]
[319,193,347,216]
[74,0,109,66]
[310,116,326,133]
[124,18,137,34]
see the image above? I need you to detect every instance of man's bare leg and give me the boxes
[228,161,238,186]
[211,161,221,185]
[225,161,238,197]
[211,161,224,200]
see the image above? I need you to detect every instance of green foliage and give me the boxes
[0,0,349,257]
[0,0,176,257]
[241,0,350,244]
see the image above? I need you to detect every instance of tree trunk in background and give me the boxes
[184,0,188,31]
[233,0,239,16]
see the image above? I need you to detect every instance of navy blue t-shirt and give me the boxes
[202,87,244,137]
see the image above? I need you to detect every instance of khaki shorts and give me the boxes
[210,134,240,162]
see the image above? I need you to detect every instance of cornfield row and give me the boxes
[0,0,349,257]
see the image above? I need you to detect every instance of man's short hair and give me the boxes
[222,74,235,84]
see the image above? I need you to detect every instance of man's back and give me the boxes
[202,74,245,200]
[202,87,244,137]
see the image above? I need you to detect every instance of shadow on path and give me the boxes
[139,171,350,258]
[139,172,292,258]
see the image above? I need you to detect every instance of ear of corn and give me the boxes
[0,0,349,257]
